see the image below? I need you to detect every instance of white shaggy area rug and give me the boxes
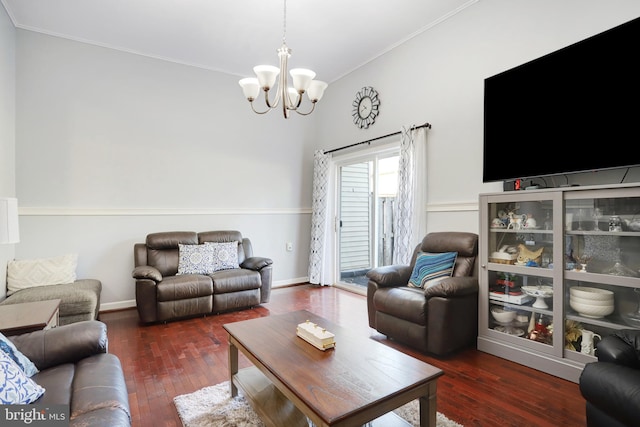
[174,381,463,427]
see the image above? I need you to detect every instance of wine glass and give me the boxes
[573,253,592,272]
[592,208,602,231]
[576,209,585,231]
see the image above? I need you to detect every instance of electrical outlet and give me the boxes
[286,242,293,252]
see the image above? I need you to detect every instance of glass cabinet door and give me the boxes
[484,194,560,350]
[563,188,640,360]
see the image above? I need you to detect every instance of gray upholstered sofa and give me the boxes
[9,320,131,426]
[0,280,102,326]
[133,230,273,324]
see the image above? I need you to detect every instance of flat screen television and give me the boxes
[483,16,640,184]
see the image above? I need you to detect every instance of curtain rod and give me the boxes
[323,122,431,155]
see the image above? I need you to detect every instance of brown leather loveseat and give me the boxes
[367,231,479,356]
[8,321,130,426]
[133,230,273,324]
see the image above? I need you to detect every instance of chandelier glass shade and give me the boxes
[238,0,327,118]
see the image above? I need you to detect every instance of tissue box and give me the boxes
[296,320,336,350]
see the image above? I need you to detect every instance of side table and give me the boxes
[0,299,61,336]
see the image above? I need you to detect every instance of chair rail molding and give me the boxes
[18,207,312,216]
[427,201,478,212]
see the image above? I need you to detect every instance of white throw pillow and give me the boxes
[205,241,240,272]
[177,244,215,275]
[7,254,78,295]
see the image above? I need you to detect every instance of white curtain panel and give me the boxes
[308,150,331,285]
[392,126,428,264]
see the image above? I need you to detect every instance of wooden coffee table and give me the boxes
[223,310,443,427]
[0,299,61,336]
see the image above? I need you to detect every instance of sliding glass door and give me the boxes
[336,152,399,290]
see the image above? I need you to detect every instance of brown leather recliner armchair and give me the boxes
[367,231,479,356]
[9,321,131,426]
[133,230,273,324]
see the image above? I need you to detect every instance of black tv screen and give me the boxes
[483,16,640,183]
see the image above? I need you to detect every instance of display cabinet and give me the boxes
[478,183,640,383]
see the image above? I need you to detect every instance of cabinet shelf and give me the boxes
[565,270,640,287]
[487,263,554,278]
[566,230,640,237]
[489,300,553,317]
[565,313,636,330]
[490,228,553,234]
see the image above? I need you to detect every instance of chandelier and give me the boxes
[238,0,328,118]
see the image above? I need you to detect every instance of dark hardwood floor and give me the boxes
[100,284,587,427]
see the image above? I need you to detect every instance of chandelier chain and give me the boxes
[282,0,287,45]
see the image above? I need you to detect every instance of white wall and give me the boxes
[14,30,318,309]
[0,5,16,300]
[7,0,640,309]
[314,0,640,234]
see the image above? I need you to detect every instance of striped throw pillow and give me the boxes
[408,251,457,289]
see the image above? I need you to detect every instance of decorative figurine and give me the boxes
[507,211,527,230]
[516,244,544,266]
[609,215,623,232]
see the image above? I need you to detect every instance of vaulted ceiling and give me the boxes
[1,0,477,82]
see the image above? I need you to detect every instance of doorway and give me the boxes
[336,153,399,292]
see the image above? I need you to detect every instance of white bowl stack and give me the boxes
[569,286,614,318]
[490,306,517,323]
